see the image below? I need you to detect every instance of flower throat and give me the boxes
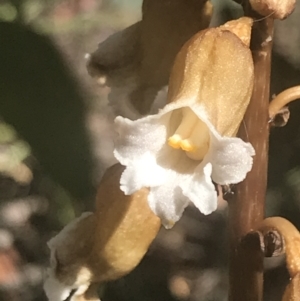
[168,107,210,161]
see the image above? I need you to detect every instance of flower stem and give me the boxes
[269,85,300,119]
[228,4,274,301]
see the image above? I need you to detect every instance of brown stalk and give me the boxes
[228,3,274,301]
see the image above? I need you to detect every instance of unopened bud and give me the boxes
[250,0,296,20]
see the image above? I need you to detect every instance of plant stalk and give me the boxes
[228,5,274,301]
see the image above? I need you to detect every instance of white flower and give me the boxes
[114,102,254,228]
[114,19,255,228]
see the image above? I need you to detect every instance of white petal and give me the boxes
[120,153,167,195]
[44,276,90,301]
[209,135,255,185]
[114,114,170,165]
[182,163,218,215]
[44,276,73,301]
[148,172,190,229]
[120,137,197,196]
[185,103,255,185]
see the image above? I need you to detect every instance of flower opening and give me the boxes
[168,107,210,160]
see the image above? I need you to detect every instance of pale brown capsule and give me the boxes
[250,0,296,19]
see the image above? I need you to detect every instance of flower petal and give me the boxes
[120,153,167,195]
[114,114,170,165]
[180,104,255,185]
[209,134,255,185]
[182,163,218,215]
[44,276,73,301]
[147,172,190,229]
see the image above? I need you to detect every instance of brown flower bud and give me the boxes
[250,0,296,20]
[44,164,161,301]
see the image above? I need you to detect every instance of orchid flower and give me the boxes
[114,17,255,228]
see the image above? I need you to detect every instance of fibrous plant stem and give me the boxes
[228,3,274,301]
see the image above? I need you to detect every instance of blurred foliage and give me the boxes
[0,20,94,201]
[0,0,142,33]
[0,122,32,184]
